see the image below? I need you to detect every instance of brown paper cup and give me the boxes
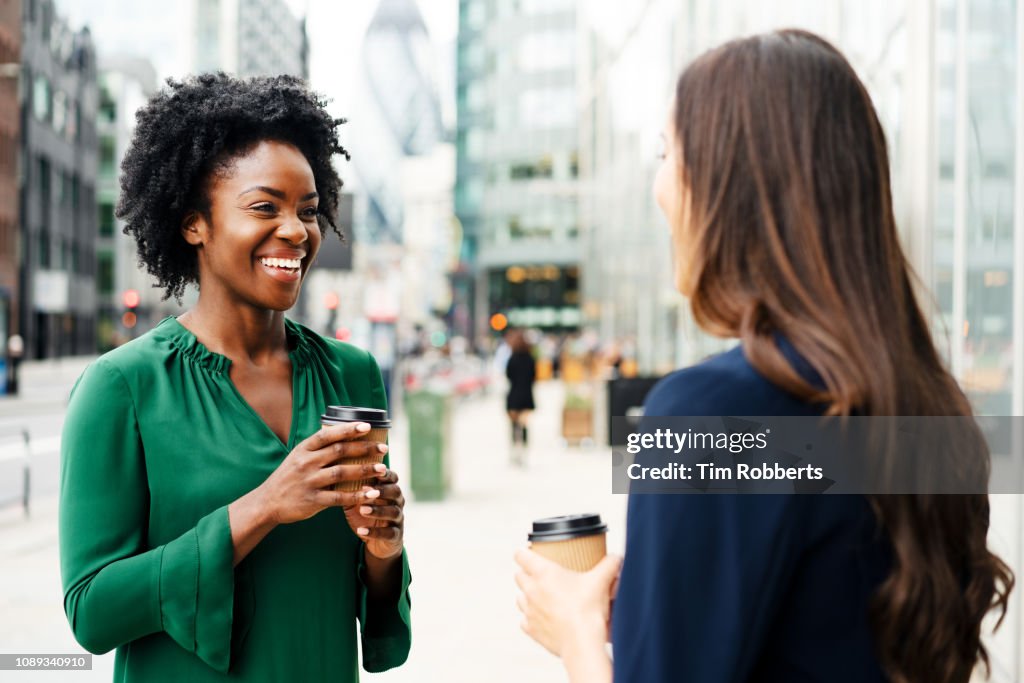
[530,533,607,572]
[325,425,390,492]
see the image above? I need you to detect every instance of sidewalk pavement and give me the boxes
[0,378,625,682]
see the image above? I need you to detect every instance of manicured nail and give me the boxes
[377,443,389,453]
[365,489,381,499]
[374,463,387,473]
[357,527,369,536]
[357,423,371,432]
[360,506,373,515]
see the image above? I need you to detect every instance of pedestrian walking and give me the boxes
[505,329,536,467]
[58,73,410,682]
[514,30,1014,683]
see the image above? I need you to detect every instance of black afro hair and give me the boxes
[116,72,350,301]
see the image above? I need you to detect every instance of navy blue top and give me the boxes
[611,341,892,682]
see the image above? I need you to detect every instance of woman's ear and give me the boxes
[181,210,205,246]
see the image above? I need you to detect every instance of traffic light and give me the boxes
[490,313,508,332]
[121,289,139,329]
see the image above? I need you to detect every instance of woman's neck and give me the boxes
[178,295,289,365]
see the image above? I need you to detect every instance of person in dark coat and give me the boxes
[505,329,536,466]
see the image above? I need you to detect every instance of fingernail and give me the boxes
[374,463,387,473]
[377,443,389,453]
[357,527,369,536]
[357,423,371,432]
[360,506,373,515]
[365,489,381,499]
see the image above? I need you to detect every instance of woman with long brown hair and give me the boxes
[514,29,1014,683]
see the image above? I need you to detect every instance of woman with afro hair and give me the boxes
[58,73,411,681]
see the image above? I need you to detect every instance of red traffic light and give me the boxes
[324,291,340,310]
[122,289,140,309]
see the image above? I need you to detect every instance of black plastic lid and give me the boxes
[321,405,391,429]
[528,513,607,542]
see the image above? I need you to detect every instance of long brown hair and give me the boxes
[673,29,1014,683]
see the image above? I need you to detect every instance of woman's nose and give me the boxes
[276,215,308,243]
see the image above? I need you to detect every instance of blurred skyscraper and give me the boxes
[95,55,169,350]
[0,0,20,374]
[19,0,99,359]
[303,0,452,386]
[191,0,308,78]
[354,0,445,245]
[455,0,582,343]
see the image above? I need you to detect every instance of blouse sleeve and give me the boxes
[59,360,241,674]
[354,351,413,672]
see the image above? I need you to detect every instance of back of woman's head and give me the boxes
[508,329,531,354]
[672,29,1013,682]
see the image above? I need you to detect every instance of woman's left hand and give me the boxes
[514,549,622,658]
[343,468,405,560]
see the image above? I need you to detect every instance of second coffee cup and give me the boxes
[321,405,391,492]
[528,513,608,572]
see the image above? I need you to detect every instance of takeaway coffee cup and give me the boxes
[321,406,392,492]
[528,513,608,572]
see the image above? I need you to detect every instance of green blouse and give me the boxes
[59,316,411,681]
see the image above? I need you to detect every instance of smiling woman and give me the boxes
[58,74,412,682]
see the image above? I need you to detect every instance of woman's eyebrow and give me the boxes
[238,186,319,201]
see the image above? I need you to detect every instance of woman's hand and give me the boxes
[343,471,405,561]
[514,549,622,659]
[256,421,391,525]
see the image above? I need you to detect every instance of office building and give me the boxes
[191,0,308,78]
[455,0,582,342]
[19,0,99,359]
[0,0,20,363]
[95,55,173,350]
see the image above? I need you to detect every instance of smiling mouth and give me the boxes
[258,256,302,274]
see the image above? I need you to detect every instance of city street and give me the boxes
[0,358,626,682]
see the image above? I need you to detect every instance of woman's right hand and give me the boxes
[257,421,390,525]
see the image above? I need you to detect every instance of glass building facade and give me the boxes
[456,0,582,341]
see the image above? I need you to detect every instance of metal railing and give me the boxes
[0,428,31,517]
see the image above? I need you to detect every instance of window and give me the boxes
[100,137,116,176]
[97,251,114,295]
[52,90,66,135]
[519,31,575,71]
[466,2,485,29]
[519,87,575,128]
[99,201,115,237]
[33,76,51,123]
[99,83,117,124]
[66,101,78,141]
[510,155,553,180]
[37,229,50,268]
[520,0,574,14]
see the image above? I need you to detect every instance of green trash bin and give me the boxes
[405,390,452,501]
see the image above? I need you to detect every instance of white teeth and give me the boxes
[259,257,301,270]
